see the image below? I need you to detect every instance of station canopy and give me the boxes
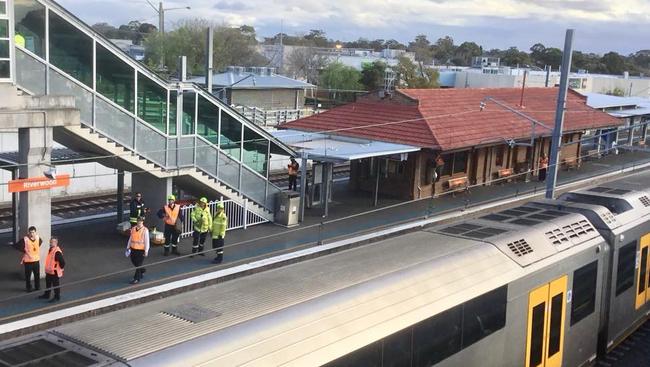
[272,129,421,162]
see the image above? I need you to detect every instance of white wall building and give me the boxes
[0,132,131,204]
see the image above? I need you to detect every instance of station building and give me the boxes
[282,88,622,200]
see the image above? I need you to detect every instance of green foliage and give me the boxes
[393,56,439,88]
[360,60,387,91]
[433,36,456,64]
[320,62,363,90]
[500,47,533,67]
[601,51,627,75]
[408,34,434,65]
[92,20,157,45]
[143,19,266,75]
[605,87,626,96]
[452,41,482,66]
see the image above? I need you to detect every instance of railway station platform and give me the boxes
[1,149,650,323]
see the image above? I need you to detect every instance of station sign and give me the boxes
[8,174,71,193]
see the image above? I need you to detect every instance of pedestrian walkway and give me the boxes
[1,150,649,322]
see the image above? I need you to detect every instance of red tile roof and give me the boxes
[282,87,621,151]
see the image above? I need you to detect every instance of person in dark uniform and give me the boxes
[38,237,65,302]
[16,226,42,292]
[129,192,148,227]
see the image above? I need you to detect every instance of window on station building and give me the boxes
[495,145,505,166]
[168,90,177,136]
[196,95,219,143]
[439,151,469,177]
[452,151,468,174]
[220,110,242,160]
[0,1,5,14]
[14,0,45,58]
[616,241,637,296]
[243,126,269,177]
[96,43,134,112]
[49,11,92,87]
[181,91,195,135]
[137,73,167,133]
[571,261,598,325]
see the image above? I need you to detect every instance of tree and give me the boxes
[285,46,329,84]
[408,34,434,65]
[393,56,439,88]
[601,51,626,75]
[384,39,407,50]
[143,20,265,75]
[452,41,482,66]
[500,47,532,67]
[433,36,456,64]
[319,62,363,102]
[304,29,330,47]
[360,60,387,90]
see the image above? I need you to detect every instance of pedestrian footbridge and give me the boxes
[11,0,295,220]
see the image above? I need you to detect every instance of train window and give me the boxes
[461,286,507,348]
[321,341,381,367]
[616,242,637,296]
[412,305,462,367]
[548,293,563,357]
[382,327,412,367]
[639,248,648,295]
[560,193,632,215]
[529,302,546,367]
[571,261,598,325]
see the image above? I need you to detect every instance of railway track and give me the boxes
[598,319,650,366]
[0,166,352,226]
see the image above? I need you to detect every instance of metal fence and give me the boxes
[179,199,268,238]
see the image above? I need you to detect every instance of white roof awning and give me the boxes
[272,129,421,162]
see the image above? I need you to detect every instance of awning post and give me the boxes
[374,158,380,207]
[299,152,307,222]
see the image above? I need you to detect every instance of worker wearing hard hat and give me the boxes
[157,194,185,256]
[191,197,212,256]
[211,201,228,264]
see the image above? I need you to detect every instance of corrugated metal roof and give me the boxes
[188,72,315,90]
[584,92,648,109]
[271,129,420,162]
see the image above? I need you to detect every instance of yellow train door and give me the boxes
[526,276,568,367]
[637,234,650,309]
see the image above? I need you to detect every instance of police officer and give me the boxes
[191,197,211,256]
[157,194,184,256]
[39,237,65,302]
[211,202,228,264]
[125,217,149,284]
[16,226,42,292]
[129,192,148,227]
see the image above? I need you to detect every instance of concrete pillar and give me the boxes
[642,123,648,141]
[627,122,634,146]
[18,127,53,276]
[131,173,172,231]
[116,169,125,224]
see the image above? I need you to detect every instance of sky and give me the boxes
[58,0,650,55]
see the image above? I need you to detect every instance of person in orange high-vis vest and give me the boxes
[287,158,299,191]
[125,217,150,284]
[16,226,42,292]
[38,237,65,302]
[157,194,184,256]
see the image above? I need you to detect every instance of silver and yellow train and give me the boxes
[29,172,650,366]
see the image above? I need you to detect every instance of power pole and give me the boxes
[205,27,214,93]
[545,29,575,199]
[158,2,165,70]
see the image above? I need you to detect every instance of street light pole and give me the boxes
[545,29,575,199]
[158,2,164,69]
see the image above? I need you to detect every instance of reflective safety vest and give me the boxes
[45,246,64,277]
[211,211,228,239]
[21,235,40,264]
[130,227,146,250]
[288,162,298,176]
[164,204,180,226]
